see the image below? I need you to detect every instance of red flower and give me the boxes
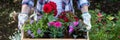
[61,11,66,16]
[48,1,57,16]
[54,10,57,16]
[97,12,103,22]
[43,4,53,13]
[63,16,69,22]
[48,1,57,10]
[74,17,79,21]
[58,12,69,22]
[58,15,63,19]
[58,12,66,19]
[97,12,103,17]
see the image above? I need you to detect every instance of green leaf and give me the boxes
[48,15,56,22]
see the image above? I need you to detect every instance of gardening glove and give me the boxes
[30,11,37,21]
[18,13,28,30]
[82,12,91,30]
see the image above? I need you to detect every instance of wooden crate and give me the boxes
[21,31,89,40]
[21,15,90,40]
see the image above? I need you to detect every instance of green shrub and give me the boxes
[89,10,120,40]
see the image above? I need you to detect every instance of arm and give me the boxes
[18,0,34,29]
[77,0,91,30]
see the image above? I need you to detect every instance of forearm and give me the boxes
[21,0,34,14]
[21,5,31,14]
[81,5,89,13]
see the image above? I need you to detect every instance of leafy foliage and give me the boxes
[89,10,120,40]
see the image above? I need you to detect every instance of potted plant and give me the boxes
[22,1,88,40]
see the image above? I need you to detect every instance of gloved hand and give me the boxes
[82,12,92,30]
[18,13,28,30]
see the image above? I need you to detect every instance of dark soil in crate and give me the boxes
[24,31,87,39]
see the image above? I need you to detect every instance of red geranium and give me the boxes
[43,1,57,14]
[63,16,69,22]
[58,12,66,19]
[58,12,69,22]
[54,9,57,16]
[74,17,79,21]
[48,1,57,10]
[58,15,69,22]
[43,4,53,13]
[59,15,63,19]
[61,11,66,16]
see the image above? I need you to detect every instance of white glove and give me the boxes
[82,12,91,30]
[18,13,28,29]
[30,11,37,21]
